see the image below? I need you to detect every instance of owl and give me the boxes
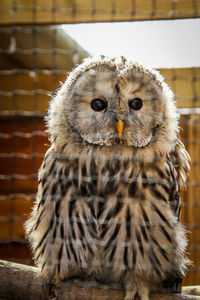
[25,56,190,300]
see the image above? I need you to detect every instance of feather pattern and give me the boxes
[25,56,190,300]
[25,145,189,295]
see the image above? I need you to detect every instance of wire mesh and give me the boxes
[0,0,200,293]
[0,0,200,24]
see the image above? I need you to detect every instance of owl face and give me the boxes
[47,57,178,154]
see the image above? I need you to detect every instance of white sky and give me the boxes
[62,19,200,69]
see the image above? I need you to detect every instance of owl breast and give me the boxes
[28,148,187,289]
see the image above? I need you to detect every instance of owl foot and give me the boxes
[162,272,182,293]
[42,278,56,299]
[124,287,137,300]
[125,285,150,300]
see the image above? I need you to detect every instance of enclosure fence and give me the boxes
[0,0,200,293]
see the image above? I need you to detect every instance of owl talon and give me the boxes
[42,278,56,299]
[162,273,182,293]
[124,288,137,300]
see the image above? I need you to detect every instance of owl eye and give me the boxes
[129,98,143,110]
[91,98,107,112]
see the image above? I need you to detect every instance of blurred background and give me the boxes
[0,0,200,287]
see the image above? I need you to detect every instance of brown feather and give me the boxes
[25,57,190,300]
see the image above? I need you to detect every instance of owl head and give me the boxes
[47,56,179,159]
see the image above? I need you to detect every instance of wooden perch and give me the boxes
[0,260,200,300]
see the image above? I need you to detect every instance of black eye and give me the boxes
[129,98,143,110]
[91,98,107,112]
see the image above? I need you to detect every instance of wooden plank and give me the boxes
[160,68,200,109]
[0,197,32,240]
[180,114,200,286]
[0,243,32,265]
[0,177,38,194]
[0,156,43,176]
[183,286,200,296]
[0,26,89,70]
[0,73,65,113]
[0,116,48,194]
[0,115,47,132]
[0,219,25,240]
[0,116,48,153]
[0,0,199,25]
[0,260,200,300]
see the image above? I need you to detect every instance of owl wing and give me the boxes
[171,138,190,189]
[167,138,190,220]
[161,138,190,293]
[25,148,68,277]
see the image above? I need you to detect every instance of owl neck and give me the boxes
[53,138,171,167]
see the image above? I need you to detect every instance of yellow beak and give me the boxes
[117,119,124,138]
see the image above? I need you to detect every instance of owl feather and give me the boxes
[25,56,190,300]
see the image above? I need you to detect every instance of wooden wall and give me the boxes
[0,0,199,24]
[180,115,200,285]
[0,116,47,264]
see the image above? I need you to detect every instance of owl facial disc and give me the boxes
[129,133,152,148]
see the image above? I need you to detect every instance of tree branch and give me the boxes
[0,260,199,300]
